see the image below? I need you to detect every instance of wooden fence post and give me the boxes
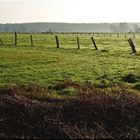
[97,33,99,37]
[91,37,98,50]
[0,38,4,45]
[117,33,119,38]
[125,33,127,38]
[127,38,136,53]
[133,33,135,38]
[77,37,80,50]
[55,35,60,48]
[14,32,17,45]
[30,35,33,46]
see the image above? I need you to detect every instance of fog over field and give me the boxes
[0,0,140,32]
[1,22,140,33]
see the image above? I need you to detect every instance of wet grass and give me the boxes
[0,33,140,88]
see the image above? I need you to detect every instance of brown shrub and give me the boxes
[0,82,140,139]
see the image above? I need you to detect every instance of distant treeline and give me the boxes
[0,22,140,33]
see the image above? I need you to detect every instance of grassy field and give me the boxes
[0,33,140,88]
[0,33,140,139]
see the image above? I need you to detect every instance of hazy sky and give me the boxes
[0,0,140,23]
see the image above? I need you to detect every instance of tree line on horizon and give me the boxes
[0,22,140,33]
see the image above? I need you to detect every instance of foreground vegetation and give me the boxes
[0,81,140,139]
[0,33,140,139]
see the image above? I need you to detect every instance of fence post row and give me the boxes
[55,35,60,48]
[1,33,139,54]
[127,38,137,53]
[91,37,98,50]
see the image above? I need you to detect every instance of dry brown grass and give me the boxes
[0,81,140,139]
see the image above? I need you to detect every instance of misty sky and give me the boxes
[0,0,140,23]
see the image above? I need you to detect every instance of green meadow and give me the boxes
[0,33,140,89]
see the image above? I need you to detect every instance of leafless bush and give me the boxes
[0,81,140,139]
